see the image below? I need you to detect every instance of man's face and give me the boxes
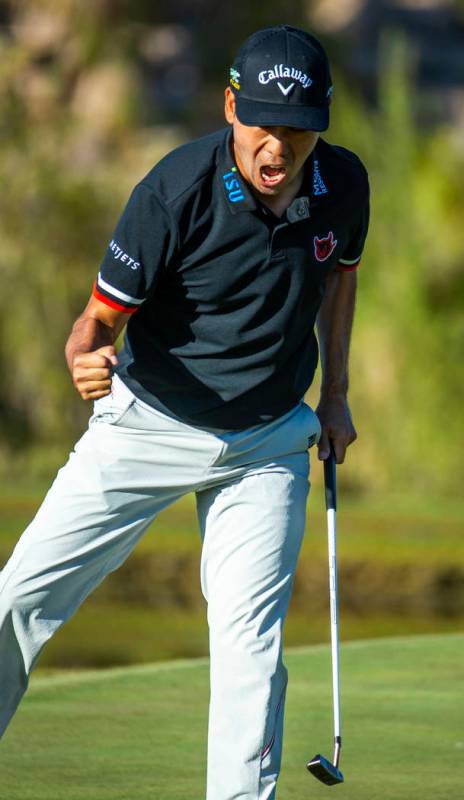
[224,87,319,198]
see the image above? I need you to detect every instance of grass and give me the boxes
[38,603,464,669]
[1,633,463,799]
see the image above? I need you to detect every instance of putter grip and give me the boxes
[324,447,337,511]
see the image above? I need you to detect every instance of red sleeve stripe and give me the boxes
[336,260,361,272]
[93,283,138,313]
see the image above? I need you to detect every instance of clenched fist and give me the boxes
[71,346,118,401]
[316,393,357,465]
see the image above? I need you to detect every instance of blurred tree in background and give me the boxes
[0,0,463,496]
[322,34,464,494]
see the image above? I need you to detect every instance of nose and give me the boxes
[264,127,292,158]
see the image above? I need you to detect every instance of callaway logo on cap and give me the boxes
[229,25,333,131]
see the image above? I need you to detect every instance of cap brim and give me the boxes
[235,96,329,132]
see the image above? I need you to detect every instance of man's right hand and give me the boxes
[71,346,119,400]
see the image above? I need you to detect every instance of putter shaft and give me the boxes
[307,450,344,785]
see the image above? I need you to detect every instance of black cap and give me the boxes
[229,25,333,132]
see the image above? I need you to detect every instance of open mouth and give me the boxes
[260,165,287,187]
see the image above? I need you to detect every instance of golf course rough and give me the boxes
[1,633,462,800]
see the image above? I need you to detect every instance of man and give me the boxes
[0,24,369,800]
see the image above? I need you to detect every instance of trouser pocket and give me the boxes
[89,375,135,426]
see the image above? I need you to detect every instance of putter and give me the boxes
[307,446,344,786]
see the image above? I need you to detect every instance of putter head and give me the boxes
[307,754,344,785]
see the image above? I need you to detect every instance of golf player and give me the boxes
[0,25,369,800]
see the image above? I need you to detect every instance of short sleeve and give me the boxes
[336,188,370,272]
[93,182,177,313]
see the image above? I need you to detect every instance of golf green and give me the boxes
[1,633,462,799]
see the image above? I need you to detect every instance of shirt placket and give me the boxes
[267,196,311,263]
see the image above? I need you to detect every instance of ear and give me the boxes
[224,87,236,124]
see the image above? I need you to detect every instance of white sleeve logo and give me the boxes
[109,239,140,270]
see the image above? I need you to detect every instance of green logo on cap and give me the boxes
[230,67,241,91]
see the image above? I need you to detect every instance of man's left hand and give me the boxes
[315,394,357,464]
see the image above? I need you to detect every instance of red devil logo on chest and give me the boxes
[314,231,337,262]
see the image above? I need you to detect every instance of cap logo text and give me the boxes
[258,64,313,94]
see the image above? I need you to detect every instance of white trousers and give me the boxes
[0,376,321,800]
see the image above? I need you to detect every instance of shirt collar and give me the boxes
[217,129,257,214]
[217,128,330,218]
[310,142,330,206]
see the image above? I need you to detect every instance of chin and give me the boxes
[259,185,282,196]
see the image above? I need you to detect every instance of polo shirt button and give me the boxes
[297,205,306,217]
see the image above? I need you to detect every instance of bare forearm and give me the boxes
[317,270,357,399]
[64,296,130,400]
[315,269,358,463]
[65,316,116,374]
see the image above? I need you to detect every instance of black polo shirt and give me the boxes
[94,127,369,429]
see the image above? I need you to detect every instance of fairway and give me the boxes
[1,633,463,799]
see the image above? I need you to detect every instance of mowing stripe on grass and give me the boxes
[2,633,463,800]
[29,631,463,691]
